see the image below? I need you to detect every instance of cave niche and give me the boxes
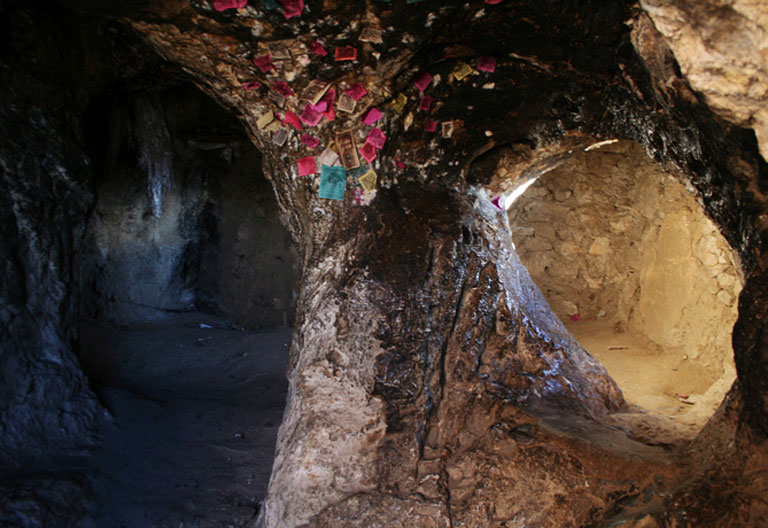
[507,140,742,435]
[79,82,299,328]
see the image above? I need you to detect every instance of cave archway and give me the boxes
[78,82,299,328]
[505,140,742,437]
[75,81,299,525]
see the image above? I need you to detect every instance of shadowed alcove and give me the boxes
[76,81,299,525]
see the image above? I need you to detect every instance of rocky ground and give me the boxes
[77,314,290,528]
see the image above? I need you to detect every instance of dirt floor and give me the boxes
[565,317,736,439]
[71,309,734,526]
[77,313,290,528]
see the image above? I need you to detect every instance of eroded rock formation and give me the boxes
[2,0,768,526]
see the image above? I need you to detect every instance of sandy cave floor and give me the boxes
[565,317,736,438]
[78,313,290,528]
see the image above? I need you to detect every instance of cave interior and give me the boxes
[1,0,768,527]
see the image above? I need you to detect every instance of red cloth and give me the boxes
[320,88,336,121]
[418,95,434,111]
[477,56,497,73]
[297,156,316,176]
[272,81,293,98]
[212,0,247,11]
[309,40,327,56]
[280,0,303,18]
[360,141,377,163]
[366,127,386,149]
[362,108,382,125]
[345,83,367,101]
[413,72,433,92]
[301,135,320,148]
[283,110,302,130]
[252,54,276,73]
[334,46,358,61]
[300,104,323,126]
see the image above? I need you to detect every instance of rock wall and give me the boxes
[197,145,300,328]
[508,141,742,367]
[79,84,298,327]
[0,1,111,524]
[640,1,768,161]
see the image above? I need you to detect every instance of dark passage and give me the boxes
[75,82,298,526]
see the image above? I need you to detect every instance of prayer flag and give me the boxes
[366,127,386,149]
[477,56,496,72]
[319,165,347,200]
[414,72,432,92]
[253,54,276,73]
[297,156,316,176]
[363,108,382,125]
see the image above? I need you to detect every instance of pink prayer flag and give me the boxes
[362,108,382,125]
[297,156,316,176]
[320,88,336,106]
[309,40,327,56]
[284,110,302,130]
[491,196,503,210]
[280,0,303,18]
[424,119,437,132]
[395,159,405,169]
[212,0,247,11]
[272,81,293,98]
[301,134,320,148]
[366,127,386,149]
[477,56,497,72]
[300,104,324,126]
[242,81,260,90]
[345,83,367,101]
[360,141,377,163]
[413,72,433,92]
[418,95,434,111]
[334,46,357,61]
[309,101,328,113]
[253,54,276,73]
[320,88,336,121]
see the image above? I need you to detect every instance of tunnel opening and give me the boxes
[74,81,299,525]
[505,140,742,439]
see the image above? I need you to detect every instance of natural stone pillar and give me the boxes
[256,177,626,526]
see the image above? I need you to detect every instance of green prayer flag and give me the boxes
[319,165,347,200]
[347,162,370,180]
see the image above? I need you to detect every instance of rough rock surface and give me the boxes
[640,0,768,161]
[3,0,768,527]
[0,0,102,487]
